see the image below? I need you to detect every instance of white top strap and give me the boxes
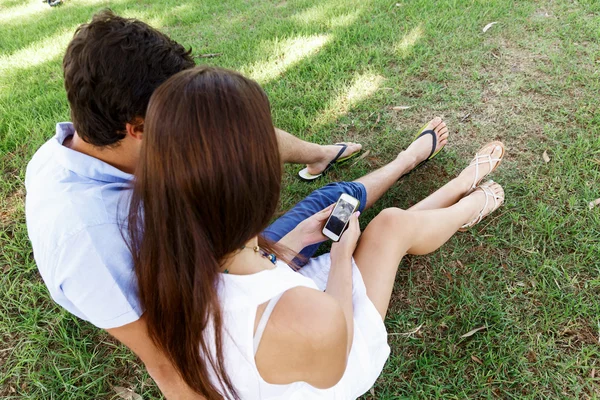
[253,292,284,355]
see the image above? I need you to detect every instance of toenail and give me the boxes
[495,146,501,150]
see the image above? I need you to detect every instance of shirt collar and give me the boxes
[53,122,134,184]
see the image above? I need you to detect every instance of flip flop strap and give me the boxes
[416,129,437,160]
[322,144,348,173]
[469,153,502,189]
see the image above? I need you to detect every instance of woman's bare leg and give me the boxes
[408,142,504,212]
[353,183,504,319]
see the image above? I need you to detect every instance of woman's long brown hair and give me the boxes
[127,67,282,398]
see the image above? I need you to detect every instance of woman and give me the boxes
[128,67,505,399]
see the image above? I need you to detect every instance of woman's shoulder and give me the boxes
[255,286,348,389]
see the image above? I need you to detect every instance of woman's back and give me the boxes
[215,257,389,399]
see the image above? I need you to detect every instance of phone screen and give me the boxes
[324,198,356,236]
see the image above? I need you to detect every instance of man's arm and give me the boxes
[106,315,206,400]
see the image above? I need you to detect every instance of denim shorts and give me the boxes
[262,181,367,260]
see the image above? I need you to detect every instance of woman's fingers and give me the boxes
[315,204,335,221]
[322,203,335,213]
[349,211,360,233]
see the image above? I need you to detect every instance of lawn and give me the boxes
[1,0,600,398]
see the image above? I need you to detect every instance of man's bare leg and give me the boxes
[275,128,362,173]
[355,117,449,209]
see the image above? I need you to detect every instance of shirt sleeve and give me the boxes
[51,223,143,329]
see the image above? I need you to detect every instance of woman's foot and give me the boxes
[305,142,362,175]
[455,141,504,194]
[459,180,505,230]
[400,117,449,170]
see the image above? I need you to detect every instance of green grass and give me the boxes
[1,0,600,398]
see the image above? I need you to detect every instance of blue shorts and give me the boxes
[262,181,367,260]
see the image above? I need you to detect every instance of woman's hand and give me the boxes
[278,204,335,254]
[330,211,361,262]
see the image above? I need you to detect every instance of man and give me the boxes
[26,10,454,398]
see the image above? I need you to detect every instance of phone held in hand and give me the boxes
[322,193,360,242]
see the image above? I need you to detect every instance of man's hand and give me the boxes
[278,204,335,254]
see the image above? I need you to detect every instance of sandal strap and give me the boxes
[468,153,502,189]
[461,185,502,229]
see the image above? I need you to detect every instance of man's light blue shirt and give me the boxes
[25,122,142,329]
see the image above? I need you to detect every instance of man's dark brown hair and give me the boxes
[63,9,195,147]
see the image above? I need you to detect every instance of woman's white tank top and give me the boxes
[208,258,390,399]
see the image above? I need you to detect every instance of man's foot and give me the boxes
[459,180,505,230]
[305,142,362,175]
[455,141,504,195]
[400,117,449,170]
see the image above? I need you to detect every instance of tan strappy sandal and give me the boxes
[465,141,505,194]
[459,180,505,231]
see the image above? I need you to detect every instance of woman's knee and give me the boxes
[370,207,412,233]
[361,208,415,255]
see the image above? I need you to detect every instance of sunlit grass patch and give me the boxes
[394,24,423,57]
[243,34,332,83]
[313,71,384,127]
[0,28,75,74]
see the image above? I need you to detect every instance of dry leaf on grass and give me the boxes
[460,326,486,338]
[591,368,596,379]
[350,150,371,167]
[389,324,423,337]
[482,22,498,33]
[197,53,222,58]
[390,106,412,111]
[113,386,143,400]
[589,198,600,210]
[542,150,551,163]
[471,355,483,365]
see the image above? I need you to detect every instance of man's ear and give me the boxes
[125,117,144,141]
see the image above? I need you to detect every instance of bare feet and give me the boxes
[459,180,505,230]
[399,117,449,170]
[455,141,504,194]
[306,142,362,175]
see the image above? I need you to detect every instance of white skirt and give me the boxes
[298,253,391,399]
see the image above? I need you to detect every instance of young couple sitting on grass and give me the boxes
[25,10,506,400]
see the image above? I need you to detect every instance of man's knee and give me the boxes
[311,182,367,212]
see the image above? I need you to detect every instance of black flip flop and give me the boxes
[298,143,360,181]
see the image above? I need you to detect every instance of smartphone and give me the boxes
[322,193,360,242]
